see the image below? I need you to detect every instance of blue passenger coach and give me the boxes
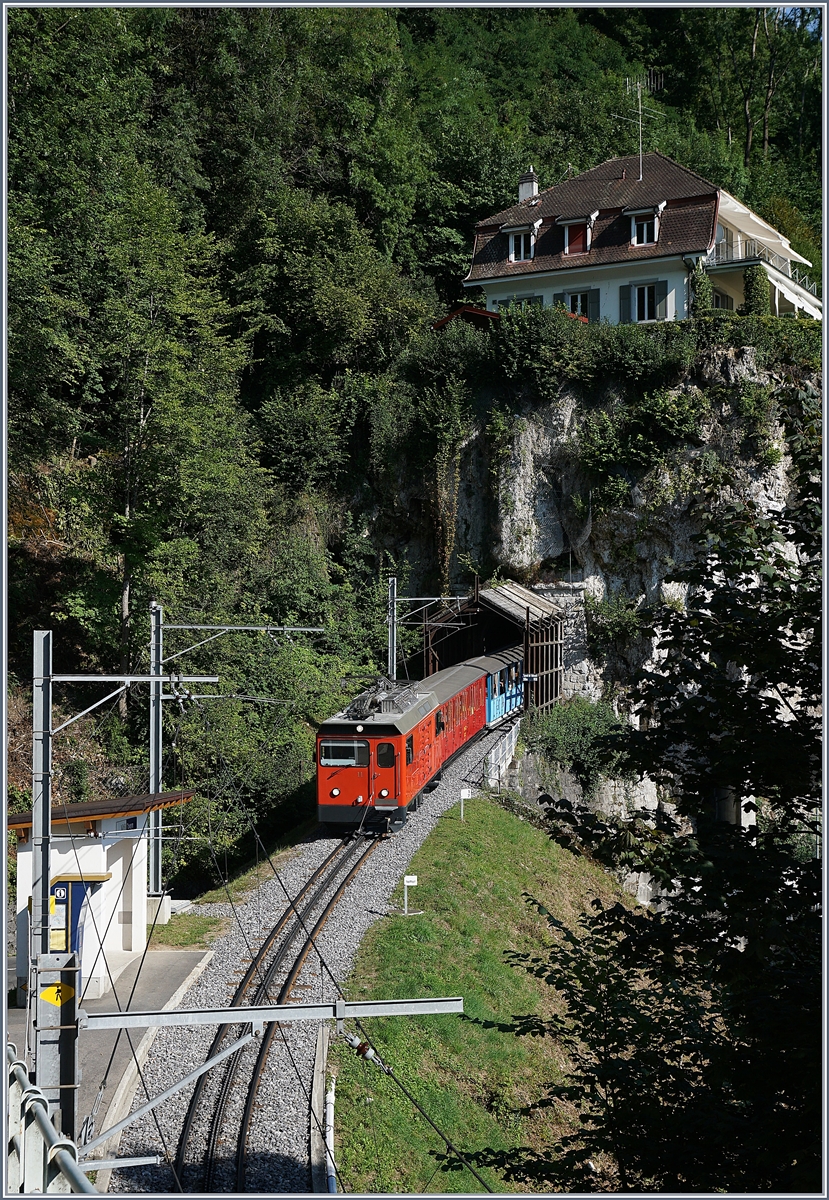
[466,649,524,726]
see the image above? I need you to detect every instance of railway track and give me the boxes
[173,833,378,1193]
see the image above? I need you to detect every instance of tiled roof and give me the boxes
[468,152,718,283]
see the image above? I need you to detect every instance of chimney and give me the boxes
[518,165,539,203]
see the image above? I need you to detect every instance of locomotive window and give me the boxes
[376,742,395,768]
[319,740,369,767]
[435,709,445,735]
[406,735,414,765]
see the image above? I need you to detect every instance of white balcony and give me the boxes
[706,240,818,298]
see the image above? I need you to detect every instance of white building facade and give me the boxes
[464,154,821,323]
[13,792,191,1001]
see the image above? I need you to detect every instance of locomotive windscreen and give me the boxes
[319,739,369,766]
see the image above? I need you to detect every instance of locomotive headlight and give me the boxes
[379,789,389,798]
[356,724,364,732]
[331,788,340,797]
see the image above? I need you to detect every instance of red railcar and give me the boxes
[316,649,523,832]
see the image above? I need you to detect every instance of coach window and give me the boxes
[435,709,445,735]
[320,740,369,767]
[377,742,395,768]
[406,735,414,765]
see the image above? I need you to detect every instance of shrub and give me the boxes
[585,592,650,662]
[524,696,630,798]
[741,264,771,315]
[690,260,713,316]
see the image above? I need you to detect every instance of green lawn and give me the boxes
[330,792,628,1194]
[146,911,228,949]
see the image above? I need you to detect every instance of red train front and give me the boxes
[316,652,523,832]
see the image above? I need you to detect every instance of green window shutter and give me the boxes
[619,285,631,324]
[552,292,565,308]
[655,279,668,320]
[588,289,601,323]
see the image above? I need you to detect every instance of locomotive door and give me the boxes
[373,742,398,805]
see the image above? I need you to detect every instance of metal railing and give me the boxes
[462,718,522,791]
[706,240,818,296]
[7,1044,97,1194]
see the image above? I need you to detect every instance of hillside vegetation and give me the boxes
[8,10,821,1189]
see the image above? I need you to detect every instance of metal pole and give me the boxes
[148,602,162,895]
[387,576,397,682]
[35,952,78,1139]
[32,631,52,958]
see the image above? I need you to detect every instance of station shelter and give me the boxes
[405,579,564,713]
[10,790,193,1002]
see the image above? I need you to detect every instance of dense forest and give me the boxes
[7,11,821,1189]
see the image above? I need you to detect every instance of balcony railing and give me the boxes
[706,240,818,297]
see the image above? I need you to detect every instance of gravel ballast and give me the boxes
[108,725,513,1194]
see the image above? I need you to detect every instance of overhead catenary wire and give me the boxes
[350,1021,494,1194]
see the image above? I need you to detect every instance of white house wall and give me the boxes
[481,260,691,324]
[16,817,150,1002]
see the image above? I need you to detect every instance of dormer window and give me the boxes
[633,216,656,245]
[627,201,665,247]
[565,223,588,255]
[511,231,534,261]
[556,211,597,256]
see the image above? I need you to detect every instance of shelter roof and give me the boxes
[479,581,563,626]
[9,790,195,831]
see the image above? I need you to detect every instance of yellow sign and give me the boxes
[39,983,75,1008]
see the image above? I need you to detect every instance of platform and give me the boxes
[7,947,211,1191]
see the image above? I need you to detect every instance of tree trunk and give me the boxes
[743,95,754,167]
[119,558,130,718]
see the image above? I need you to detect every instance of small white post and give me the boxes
[460,788,471,821]
[325,1075,337,1194]
[403,875,421,916]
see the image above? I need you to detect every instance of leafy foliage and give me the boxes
[584,592,651,664]
[689,260,713,316]
[741,263,771,315]
[523,698,630,799]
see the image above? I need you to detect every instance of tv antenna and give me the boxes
[612,81,662,181]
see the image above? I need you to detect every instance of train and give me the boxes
[316,647,524,832]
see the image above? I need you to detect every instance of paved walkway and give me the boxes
[7,947,211,1190]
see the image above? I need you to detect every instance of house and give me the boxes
[11,790,193,1001]
[463,152,821,323]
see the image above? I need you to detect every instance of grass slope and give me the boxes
[330,792,628,1194]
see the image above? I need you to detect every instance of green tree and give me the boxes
[741,262,771,314]
[689,259,713,315]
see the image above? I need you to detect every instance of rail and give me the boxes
[7,1043,98,1194]
[705,240,819,296]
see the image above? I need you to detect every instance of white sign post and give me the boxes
[403,875,422,916]
[460,788,472,821]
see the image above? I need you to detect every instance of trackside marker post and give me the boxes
[460,788,472,821]
[403,875,422,916]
